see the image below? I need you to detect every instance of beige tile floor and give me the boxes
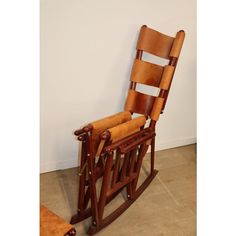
[40,144,196,236]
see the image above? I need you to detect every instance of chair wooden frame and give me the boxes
[70,25,185,235]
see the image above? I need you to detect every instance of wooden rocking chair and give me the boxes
[70,25,185,235]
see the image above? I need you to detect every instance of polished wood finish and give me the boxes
[111,151,121,187]
[107,174,137,197]
[151,138,155,174]
[87,170,158,235]
[70,25,185,235]
[104,128,152,153]
[98,152,114,221]
[78,139,87,212]
[119,130,155,153]
[85,134,99,226]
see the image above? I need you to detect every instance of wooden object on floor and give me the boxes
[40,205,76,236]
[70,25,185,235]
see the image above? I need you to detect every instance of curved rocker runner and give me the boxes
[70,25,185,235]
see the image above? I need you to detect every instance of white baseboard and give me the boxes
[40,137,196,173]
[155,137,196,151]
[40,158,78,174]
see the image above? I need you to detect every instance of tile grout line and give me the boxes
[58,177,73,217]
[157,175,180,206]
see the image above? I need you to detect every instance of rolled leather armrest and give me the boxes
[108,115,147,142]
[74,111,132,156]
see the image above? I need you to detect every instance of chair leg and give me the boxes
[87,169,158,235]
[78,141,87,212]
[86,135,99,227]
[132,144,149,191]
[111,152,121,188]
[70,152,114,225]
[127,147,138,198]
[71,132,158,235]
[151,137,155,174]
[98,152,114,221]
[70,133,100,226]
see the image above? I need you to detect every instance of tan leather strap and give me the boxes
[124,89,155,117]
[159,65,175,90]
[150,97,165,121]
[136,25,174,59]
[130,59,164,87]
[169,30,185,58]
[108,116,147,142]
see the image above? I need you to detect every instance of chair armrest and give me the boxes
[108,116,146,142]
[74,111,131,136]
[74,124,93,136]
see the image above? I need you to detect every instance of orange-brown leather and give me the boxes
[124,89,155,116]
[150,97,165,121]
[136,26,174,59]
[90,111,131,155]
[108,116,147,142]
[40,205,75,236]
[159,65,175,90]
[87,27,184,157]
[169,31,185,58]
[130,59,163,87]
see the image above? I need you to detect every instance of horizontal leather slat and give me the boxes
[136,25,174,59]
[130,59,164,87]
[159,65,175,90]
[108,116,147,142]
[124,89,156,116]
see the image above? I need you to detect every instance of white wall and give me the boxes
[40,0,196,173]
